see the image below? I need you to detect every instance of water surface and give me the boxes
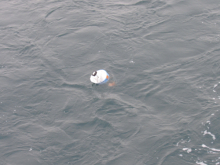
[1,0,220,164]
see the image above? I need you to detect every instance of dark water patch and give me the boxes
[134,0,152,6]
[1,0,220,164]
[95,98,135,116]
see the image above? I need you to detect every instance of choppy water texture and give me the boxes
[1,0,220,165]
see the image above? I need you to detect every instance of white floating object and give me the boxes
[90,69,109,84]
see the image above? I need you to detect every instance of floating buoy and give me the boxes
[90,69,109,84]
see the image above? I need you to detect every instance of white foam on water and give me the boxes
[182,148,192,153]
[202,144,220,152]
[203,130,216,140]
[196,161,207,165]
[176,138,191,146]
[206,121,211,124]
[213,84,218,92]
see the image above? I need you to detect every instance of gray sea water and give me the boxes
[1,0,220,165]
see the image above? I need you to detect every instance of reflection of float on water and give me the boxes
[108,82,116,87]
